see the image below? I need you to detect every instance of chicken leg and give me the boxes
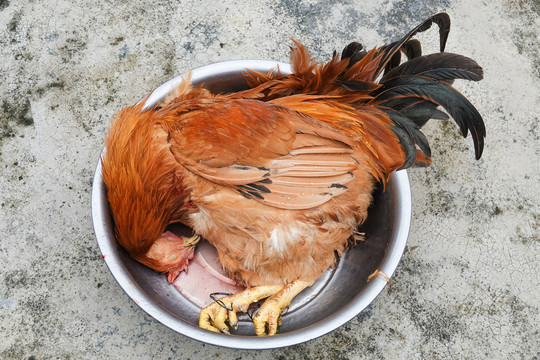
[199,280,313,336]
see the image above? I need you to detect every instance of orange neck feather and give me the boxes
[102,104,187,257]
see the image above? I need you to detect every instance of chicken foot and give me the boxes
[199,284,284,334]
[253,279,313,336]
[199,280,313,336]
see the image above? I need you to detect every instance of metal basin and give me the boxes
[92,60,411,349]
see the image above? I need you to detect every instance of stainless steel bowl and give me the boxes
[92,60,411,349]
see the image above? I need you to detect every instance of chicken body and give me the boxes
[178,102,376,287]
[102,13,485,335]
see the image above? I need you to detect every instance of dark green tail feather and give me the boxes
[338,13,485,162]
[374,76,485,159]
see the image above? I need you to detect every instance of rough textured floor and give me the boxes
[1,0,539,359]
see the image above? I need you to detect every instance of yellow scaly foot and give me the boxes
[199,284,284,334]
[181,233,201,249]
[253,280,313,336]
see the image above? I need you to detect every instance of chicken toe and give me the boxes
[253,280,313,336]
[199,285,284,334]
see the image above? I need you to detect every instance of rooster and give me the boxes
[102,13,485,336]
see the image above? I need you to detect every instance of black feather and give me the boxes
[379,97,416,110]
[430,109,450,121]
[384,51,402,75]
[250,191,264,199]
[374,13,451,79]
[375,76,486,159]
[382,53,483,83]
[401,101,449,127]
[402,39,422,59]
[341,41,369,68]
[383,39,423,75]
[237,189,252,199]
[390,126,418,169]
[379,97,449,127]
[341,42,364,59]
[380,108,432,157]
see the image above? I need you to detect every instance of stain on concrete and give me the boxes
[427,189,457,216]
[273,0,361,35]
[59,36,88,64]
[269,0,453,61]
[7,12,19,33]
[3,269,29,295]
[33,81,66,98]
[409,298,464,343]
[110,36,125,46]
[504,0,540,78]
[0,98,34,145]
[513,215,540,245]
[275,327,363,360]
[0,0,9,11]
[491,206,503,216]
[270,0,363,58]
[376,0,451,36]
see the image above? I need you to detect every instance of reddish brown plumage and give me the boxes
[102,13,484,291]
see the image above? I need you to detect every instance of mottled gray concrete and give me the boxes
[1,0,538,359]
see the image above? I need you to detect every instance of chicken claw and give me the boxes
[253,280,313,336]
[199,285,283,334]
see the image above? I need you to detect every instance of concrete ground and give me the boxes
[1,0,538,359]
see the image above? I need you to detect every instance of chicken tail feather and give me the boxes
[374,76,485,159]
[361,13,485,163]
[374,12,451,79]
